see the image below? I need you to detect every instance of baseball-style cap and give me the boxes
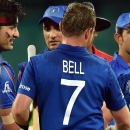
[116,12,130,32]
[82,2,111,32]
[95,17,111,31]
[38,5,67,24]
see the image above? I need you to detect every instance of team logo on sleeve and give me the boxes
[19,84,30,91]
[2,81,12,93]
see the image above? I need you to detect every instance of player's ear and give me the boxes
[89,28,94,37]
[85,28,93,40]
[94,31,98,37]
[59,22,62,31]
[114,33,122,45]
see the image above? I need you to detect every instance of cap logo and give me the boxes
[49,7,59,13]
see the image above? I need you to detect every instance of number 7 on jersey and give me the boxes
[61,78,85,125]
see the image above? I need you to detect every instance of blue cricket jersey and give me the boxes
[110,52,130,110]
[18,44,126,130]
[0,56,16,130]
[110,52,130,77]
[118,73,130,109]
[16,47,50,92]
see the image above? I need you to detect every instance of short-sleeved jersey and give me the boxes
[110,52,130,77]
[0,56,16,130]
[92,45,113,62]
[110,52,130,110]
[0,58,15,108]
[18,44,126,130]
[16,47,49,91]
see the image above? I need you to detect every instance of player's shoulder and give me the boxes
[90,54,112,70]
[33,50,54,58]
[30,52,47,62]
[92,53,108,63]
[109,58,116,66]
[18,52,45,67]
[0,58,5,65]
[0,58,10,66]
[0,59,14,74]
[96,50,113,62]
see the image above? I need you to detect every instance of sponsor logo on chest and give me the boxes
[2,81,12,93]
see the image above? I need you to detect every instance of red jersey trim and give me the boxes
[92,45,113,62]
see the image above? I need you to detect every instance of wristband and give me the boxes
[16,123,28,130]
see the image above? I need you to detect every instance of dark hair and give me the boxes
[116,26,130,36]
[61,2,96,37]
[116,27,124,35]
[0,0,25,21]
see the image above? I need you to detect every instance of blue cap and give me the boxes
[38,5,67,24]
[116,12,130,32]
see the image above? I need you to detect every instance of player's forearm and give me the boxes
[12,109,29,126]
[1,113,20,130]
[116,124,130,130]
[112,106,130,130]
[12,95,31,126]
[102,102,113,129]
[115,116,130,130]
[4,123,20,130]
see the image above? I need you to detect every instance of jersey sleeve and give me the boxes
[105,66,126,111]
[17,59,36,100]
[0,65,15,109]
